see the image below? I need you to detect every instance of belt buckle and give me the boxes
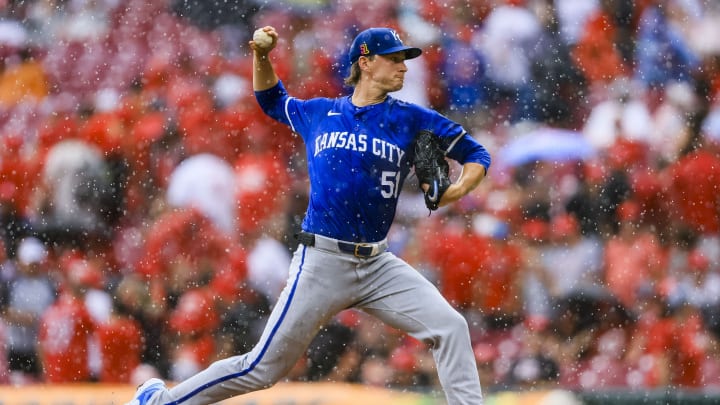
[354,243,372,257]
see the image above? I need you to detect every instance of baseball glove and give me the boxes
[413,130,451,211]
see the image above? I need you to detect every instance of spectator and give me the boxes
[476,0,542,123]
[604,199,668,309]
[234,152,291,236]
[625,292,673,388]
[428,215,491,310]
[59,255,112,324]
[516,218,553,320]
[670,303,712,388]
[527,0,588,127]
[440,26,487,117]
[649,81,701,164]
[565,160,608,236]
[58,254,113,379]
[634,0,699,90]
[473,342,499,393]
[113,274,168,376]
[583,77,654,150]
[37,263,96,383]
[135,207,233,284]
[305,322,356,382]
[0,134,38,228]
[3,237,55,381]
[215,283,271,357]
[663,124,720,237]
[167,288,219,382]
[501,316,560,391]
[0,46,48,106]
[571,0,630,86]
[32,139,115,248]
[666,248,720,333]
[95,298,144,383]
[540,213,604,304]
[358,356,394,388]
[471,231,524,327]
[553,0,599,47]
[387,341,433,390]
[677,249,719,302]
[564,295,633,389]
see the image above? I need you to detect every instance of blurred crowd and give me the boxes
[1,0,720,397]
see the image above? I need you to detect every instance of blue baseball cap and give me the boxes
[348,27,422,64]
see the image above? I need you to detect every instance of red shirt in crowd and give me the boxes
[604,231,667,309]
[38,293,95,383]
[665,149,720,234]
[95,315,144,383]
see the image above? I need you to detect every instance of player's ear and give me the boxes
[358,55,373,71]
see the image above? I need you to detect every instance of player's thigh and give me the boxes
[255,246,358,351]
[358,255,465,341]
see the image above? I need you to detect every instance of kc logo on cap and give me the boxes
[390,29,402,43]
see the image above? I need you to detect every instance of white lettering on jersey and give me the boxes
[318,133,328,151]
[396,146,405,167]
[336,132,347,148]
[315,133,400,166]
[372,138,387,159]
[346,133,357,150]
[372,139,405,167]
[328,131,341,148]
[358,134,368,152]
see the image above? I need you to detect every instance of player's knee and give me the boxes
[207,356,282,391]
[424,306,470,339]
[246,363,286,390]
[424,310,471,351]
[430,308,470,345]
[445,309,470,335]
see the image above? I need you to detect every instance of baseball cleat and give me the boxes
[125,378,166,405]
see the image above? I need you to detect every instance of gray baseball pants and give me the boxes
[147,239,483,405]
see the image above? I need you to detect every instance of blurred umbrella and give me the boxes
[499,127,596,167]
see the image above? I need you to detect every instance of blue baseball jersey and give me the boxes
[255,81,491,243]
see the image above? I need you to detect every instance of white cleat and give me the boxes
[125,378,167,405]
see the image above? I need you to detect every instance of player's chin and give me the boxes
[389,80,404,92]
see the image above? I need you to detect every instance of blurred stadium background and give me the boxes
[1,0,720,404]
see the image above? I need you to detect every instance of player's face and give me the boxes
[365,52,408,92]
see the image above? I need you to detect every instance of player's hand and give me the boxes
[249,26,278,55]
[420,162,486,208]
[420,182,458,208]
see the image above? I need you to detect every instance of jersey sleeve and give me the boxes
[254,81,328,143]
[422,108,492,171]
[445,131,491,171]
[254,81,295,128]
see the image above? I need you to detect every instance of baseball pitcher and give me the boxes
[127,26,491,405]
